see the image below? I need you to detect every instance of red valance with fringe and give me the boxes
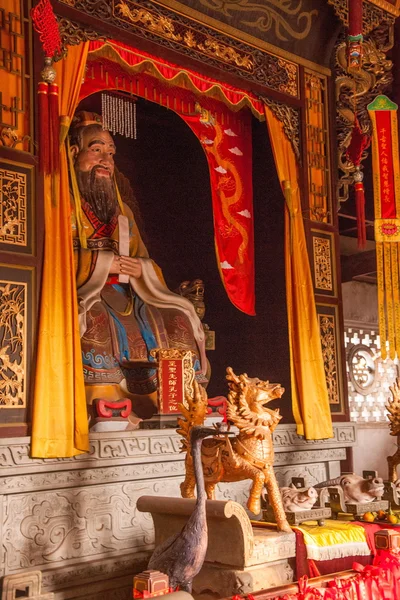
[85,40,264,119]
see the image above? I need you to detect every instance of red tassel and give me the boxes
[355,180,366,249]
[308,559,321,578]
[49,82,59,173]
[38,81,50,173]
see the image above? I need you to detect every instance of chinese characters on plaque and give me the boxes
[150,348,195,416]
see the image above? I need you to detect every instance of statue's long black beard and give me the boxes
[76,166,118,224]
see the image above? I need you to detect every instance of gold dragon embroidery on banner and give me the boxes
[198,0,318,41]
[0,281,26,407]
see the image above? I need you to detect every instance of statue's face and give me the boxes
[75,128,116,179]
[72,126,118,224]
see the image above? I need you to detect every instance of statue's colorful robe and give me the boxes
[72,199,206,416]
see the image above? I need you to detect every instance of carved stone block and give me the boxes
[2,571,53,600]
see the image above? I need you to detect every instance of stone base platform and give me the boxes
[0,423,355,600]
[137,496,296,598]
[193,528,296,598]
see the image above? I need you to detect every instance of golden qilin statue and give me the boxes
[178,367,291,532]
[386,377,400,483]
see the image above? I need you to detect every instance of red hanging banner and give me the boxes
[368,95,400,360]
[181,108,255,315]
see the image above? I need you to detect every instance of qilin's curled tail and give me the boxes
[177,379,209,453]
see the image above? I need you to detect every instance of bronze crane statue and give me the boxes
[148,426,218,592]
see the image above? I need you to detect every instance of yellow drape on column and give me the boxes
[31,43,90,457]
[264,105,333,440]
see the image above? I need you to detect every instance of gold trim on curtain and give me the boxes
[31,43,90,457]
[264,105,333,440]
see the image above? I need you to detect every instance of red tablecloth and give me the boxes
[354,521,399,556]
[294,527,372,579]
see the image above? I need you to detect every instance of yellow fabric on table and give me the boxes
[293,519,371,561]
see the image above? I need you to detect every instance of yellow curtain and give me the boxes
[31,43,90,457]
[264,105,333,440]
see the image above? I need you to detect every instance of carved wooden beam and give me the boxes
[261,97,301,163]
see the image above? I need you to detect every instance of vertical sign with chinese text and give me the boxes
[160,358,184,414]
[368,95,400,360]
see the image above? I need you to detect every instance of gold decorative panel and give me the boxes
[0,0,32,152]
[313,235,333,292]
[0,280,27,407]
[317,303,346,415]
[319,314,339,406]
[59,0,300,97]
[305,70,331,224]
[0,159,33,254]
[0,167,27,246]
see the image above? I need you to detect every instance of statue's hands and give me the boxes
[110,255,142,278]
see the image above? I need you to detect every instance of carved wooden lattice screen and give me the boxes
[304,70,332,225]
[303,68,347,417]
[0,0,35,435]
[0,0,32,152]
[345,324,398,422]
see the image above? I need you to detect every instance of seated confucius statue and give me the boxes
[68,111,207,429]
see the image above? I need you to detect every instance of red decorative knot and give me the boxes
[31,0,62,58]
[346,118,370,167]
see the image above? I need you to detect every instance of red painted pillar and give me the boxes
[348,0,363,36]
[347,0,363,69]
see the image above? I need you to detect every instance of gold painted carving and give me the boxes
[194,37,253,70]
[277,59,298,97]
[57,1,299,97]
[0,168,27,247]
[55,18,106,59]
[179,368,290,531]
[305,71,330,223]
[198,0,318,41]
[319,315,339,405]
[116,2,183,41]
[183,31,253,69]
[262,97,300,162]
[386,377,400,482]
[335,27,393,205]
[313,237,333,291]
[115,1,253,69]
[0,281,26,407]
[368,0,400,18]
